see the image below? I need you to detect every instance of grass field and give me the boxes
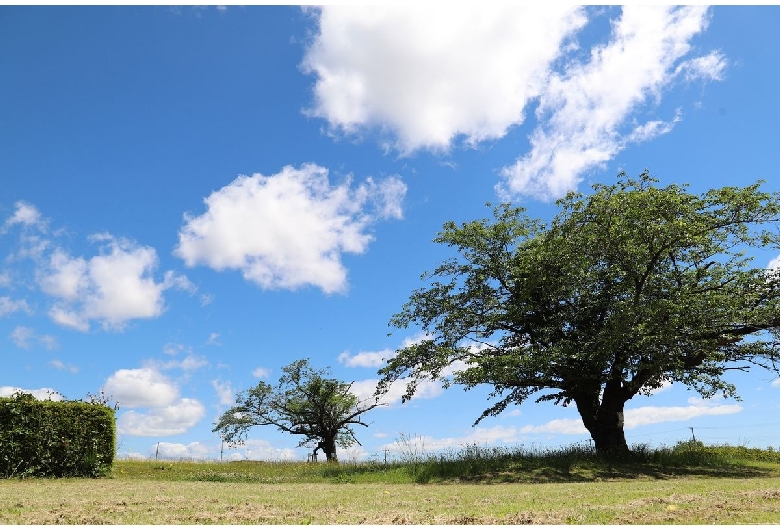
[1,442,779,524]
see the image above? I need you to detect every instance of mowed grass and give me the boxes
[2,442,780,524]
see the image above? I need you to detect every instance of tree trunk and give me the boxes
[322,436,338,463]
[589,404,629,454]
[574,383,630,454]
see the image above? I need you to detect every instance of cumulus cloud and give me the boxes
[303,5,586,153]
[175,164,406,294]
[117,398,206,437]
[153,441,213,460]
[103,368,180,408]
[0,386,63,400]
[303,6,723,200]
[38,235,191,331]
[767,255,780,271]
[104,365,206,436]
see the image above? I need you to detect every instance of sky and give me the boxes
[2,5,780,462]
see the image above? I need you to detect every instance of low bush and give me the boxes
[0,393,115,478]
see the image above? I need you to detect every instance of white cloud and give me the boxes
[38,334,58,350]
[200,293,214,307]
[338,349,393,368]
[252,367,271,379]
[303,7,722,201]
[624,402,742,429]
[3,201,44,230]
[162,342,192,356]
[48,359,78,374]
[676,51,727,83]
[303,6,587,153]
[768,255,780,271]
[212,379,235,406]
[9,326,34,349]
[231,439,297,461]
[515,399,743,435]
[153,441,213,460]
[0,296,31,317]
[103,368,180,408]
[499,6,721,200]
[0,271,10,287]
[206,332,220,346]
[772,378,780,388]
[116,398,206,436]
[174,164,406,294]
[351,377,443,406]
[519,418,588,435]
[9,325,58,350]
[642,379,674,396]
[116,452,146,461]
[381,426,523,455]
[0,386,63,401]
[151,354,209,373]
[38,235,189,331]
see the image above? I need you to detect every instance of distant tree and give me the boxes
[378,172,780,454]
[214,359,381,463]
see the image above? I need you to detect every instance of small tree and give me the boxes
[214,359,381,463]
[378,172,780,454]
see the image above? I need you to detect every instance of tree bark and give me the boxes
[589,404,629,454]
[574,384,630,454]
[321,436,338,463]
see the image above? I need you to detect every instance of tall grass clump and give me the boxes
[110,440,780,485]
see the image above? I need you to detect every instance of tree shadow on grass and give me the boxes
[406,458,779,485]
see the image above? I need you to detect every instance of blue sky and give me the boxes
[2,5,779,462]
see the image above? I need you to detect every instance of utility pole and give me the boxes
[689,427,696,442]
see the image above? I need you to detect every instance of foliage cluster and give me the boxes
[0,393,115,478]
[214,359,380,462]
[379,172,780,453]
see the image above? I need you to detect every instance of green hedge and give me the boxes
[0,393,115,478]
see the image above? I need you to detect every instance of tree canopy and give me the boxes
[378,172,780,453]
[214,359,380,462]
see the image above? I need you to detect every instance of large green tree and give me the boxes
[214,359,380,462]
[378,172,780,453]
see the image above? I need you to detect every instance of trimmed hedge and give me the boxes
[0,393,115,478]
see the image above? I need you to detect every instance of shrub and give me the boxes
[0,393,115,478]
